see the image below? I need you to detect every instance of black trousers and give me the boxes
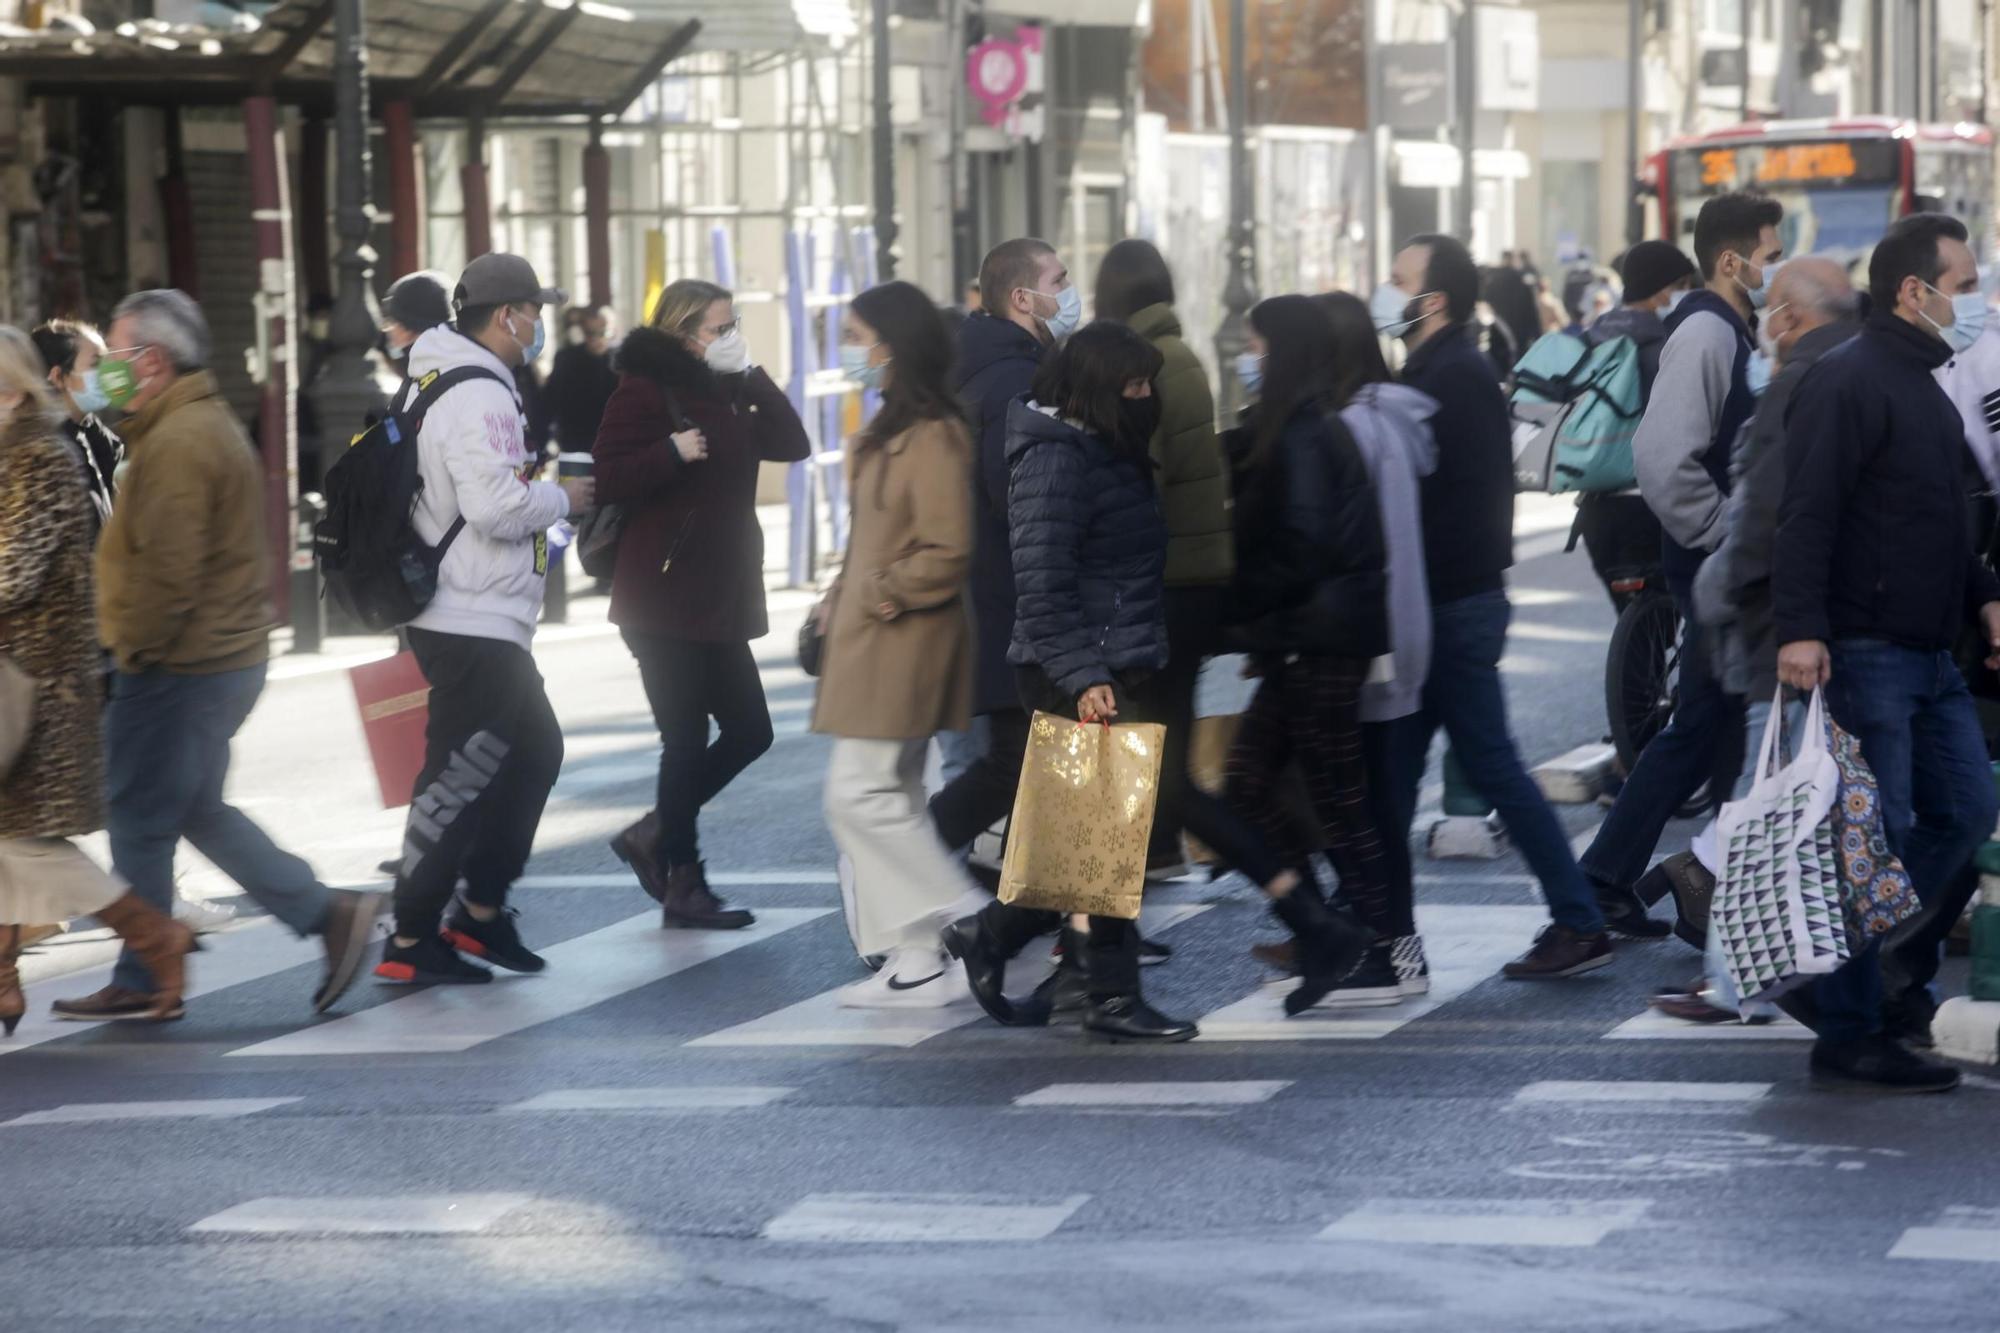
[393,628,565,938]
[623,630,774,867]
[1148,585,1226,860]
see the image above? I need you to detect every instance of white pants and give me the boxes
[825,738,980,956]
[0,837,123,927]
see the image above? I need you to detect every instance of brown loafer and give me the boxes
[662,862,755,931]
[50,983,183,1023]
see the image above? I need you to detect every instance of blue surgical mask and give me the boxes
[71,368,111,416]
[510,310,546,363]
[1922,281,1989,355]
[1735,256,1780,312]
[1234,351,1264,397]
[1370,283,1425,335]
[1745,349,1773,397]
[840,343,886,389]
[1033,284,1083,340]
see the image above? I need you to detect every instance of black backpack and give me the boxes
[313,365,507,631]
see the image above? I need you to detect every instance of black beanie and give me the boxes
[1617,241,1697,303]
[382,271,453,333]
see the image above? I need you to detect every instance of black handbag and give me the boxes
[797,605,825,677]
[573,503,625,579]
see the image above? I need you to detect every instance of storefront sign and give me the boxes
[1379,44,1453,131]
[968,26,1045,139]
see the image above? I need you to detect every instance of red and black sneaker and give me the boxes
[374,933,493,986]
[441,904,547,975]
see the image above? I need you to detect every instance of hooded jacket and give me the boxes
[955,311,1046,712]
[1635,288,1755,590]
[1343,382,1440,722]
[405,324,570,650]
[1005,401,1168,699]
[1126,302,1233,587]
[1586,304,1670,398]
[592,327,810,643]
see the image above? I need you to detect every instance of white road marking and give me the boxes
[1,918,325,1056]
[190,1193,534,1235]
[553,759,662,795]
[223,908,830,1058]
[1320,1198,1652,1248]
[500,1087,795,1113]
[690,904,1209,1049]
[762,1193,1091,1243]
[1014,1080,1289,1108]
[1513,1081,1772,1105]
[4,1097,300,1127]
[1195,905,1543,1041]
[1602,1007,1813,1041]
[1889,1208,2000,1262]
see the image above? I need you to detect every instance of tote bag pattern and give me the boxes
[1826,718,1922,943]
[997,712,1165,920]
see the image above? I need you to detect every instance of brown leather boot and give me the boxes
[662,862,754,931]
[93,893,197,1021]
[611,810,667,904]
[0,924,24,1036]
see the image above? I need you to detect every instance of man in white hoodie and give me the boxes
[374,254,595,986]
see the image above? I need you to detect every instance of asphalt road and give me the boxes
[4,496,1996,1333]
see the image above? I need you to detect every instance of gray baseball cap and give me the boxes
[453,253,567,310]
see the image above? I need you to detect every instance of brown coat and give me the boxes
[96,372,274,674]
[811,417,975,740]
[0,414,104,839]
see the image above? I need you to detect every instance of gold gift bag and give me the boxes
[997,711,1165,920]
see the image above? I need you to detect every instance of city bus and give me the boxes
[1650,117,1994,264]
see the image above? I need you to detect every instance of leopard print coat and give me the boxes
[0,412,102,839]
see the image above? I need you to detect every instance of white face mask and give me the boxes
[705,328,750,374]
[1025,284,1083,340]
[1920,281,1989,355]
[1664,289,1692,318]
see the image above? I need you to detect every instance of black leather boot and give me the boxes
[1080,927,1196,1043]
[941,903,1056,1027]
[1269,886,1375,1016]
[1027,927,1090,1022]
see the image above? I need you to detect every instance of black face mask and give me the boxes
[1118,396,1163,449]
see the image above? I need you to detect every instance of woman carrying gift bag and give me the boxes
[813,282,985,1007]
[0,327,195,1034]
[943,323,1372,1041]
[593,279,810,930]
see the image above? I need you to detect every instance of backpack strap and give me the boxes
[403,366,506,566]
[431,515,468,564]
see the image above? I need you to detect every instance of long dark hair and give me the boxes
[1481,266,1541,360]
[1093,238,1176,323]
[851,280,960,450]
[1246,295,1337,467]
[1316,291,1392,409]
[1029,321,1164,459]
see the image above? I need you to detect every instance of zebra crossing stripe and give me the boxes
[763,1193,1091,1243]
[222,908,831,1059]
[4,1098,300,1127]
[1888,1207,2000,1262]
[1320,1198,1652,1248]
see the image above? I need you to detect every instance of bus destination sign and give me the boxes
[1678,139,1900,195]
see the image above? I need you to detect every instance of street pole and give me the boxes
[1625,0,1644,245]
[1215,0,1256,416]
[1455,0,1476,242]
[1740,0,1752,119]
[872,0,898,283]
[304,0,385,544]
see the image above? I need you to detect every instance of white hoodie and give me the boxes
[405,324,570,649]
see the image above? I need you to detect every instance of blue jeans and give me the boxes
[107,664,331,993]
[1390,590,1605,933]
[934,715,991,789]
[1581,589,1732,890]
[1807,640,1999,1040]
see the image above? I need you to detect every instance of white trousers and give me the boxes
[824,737,980,956]
[0,837,123,927]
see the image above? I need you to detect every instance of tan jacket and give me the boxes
[97,372,274,674]
[811,416,974,740]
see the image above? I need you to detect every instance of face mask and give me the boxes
[567,326,587,347]
[1026,285,1083,340]
[70,368,112,416]
[1734,255,1778,311]
[507,310,546,363]
[1921,282,1988,354]
[1663,289,1692,317]
[1370,284,1426,335]
[1745,349,1773,397]
[96,355,144,409]
[1119,395,1163,447]
[840,343,886,389]
[705,328,750,374]
[1234,351,1265,396]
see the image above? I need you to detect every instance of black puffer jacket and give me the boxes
[1005,400,1169,699]
[1226,399,1389,659]
[956,312,1046,711]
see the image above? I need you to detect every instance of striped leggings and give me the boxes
[1224,656,1403,936]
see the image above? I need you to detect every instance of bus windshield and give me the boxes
[1667,138,1902,264]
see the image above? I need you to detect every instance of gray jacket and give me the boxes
[1633,307,1738,557]
[1342,383,1440,723]
[1693,319,1862,697]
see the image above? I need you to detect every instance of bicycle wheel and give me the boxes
[1605,589,1679,771]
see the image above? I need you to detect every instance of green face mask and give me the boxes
[96,355,144,409]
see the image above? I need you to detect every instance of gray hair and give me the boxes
[110,288,211,373]
[1773,256,1860,323]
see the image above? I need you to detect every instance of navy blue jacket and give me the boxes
[1226,398,1389,660]
[1398,323,1515,605]
[955,312,1046,712]
[1775,313,2000,652]
[1004,401,1169,699]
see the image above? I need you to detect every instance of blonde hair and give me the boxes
[0,325,62,428]
[650,279,732,337]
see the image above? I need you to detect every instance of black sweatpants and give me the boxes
[623,630,774,867]
[393,627,566,939]
[1148,585,1226,861]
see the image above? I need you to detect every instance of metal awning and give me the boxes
[0,0,726,118]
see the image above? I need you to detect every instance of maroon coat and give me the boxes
[592,328,810,642]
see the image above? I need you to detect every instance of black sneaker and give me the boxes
[1883,1000,1938,1050]
[1595,883,1672,939]
[440,904,546,974]
[1306,945,1403,1010]
[375,933,493,985]
[1810,1033,1959,1093]
[1502,925,1614,979]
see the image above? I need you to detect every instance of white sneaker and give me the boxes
[837,948,966,1009]
[1391,935,1430,997]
